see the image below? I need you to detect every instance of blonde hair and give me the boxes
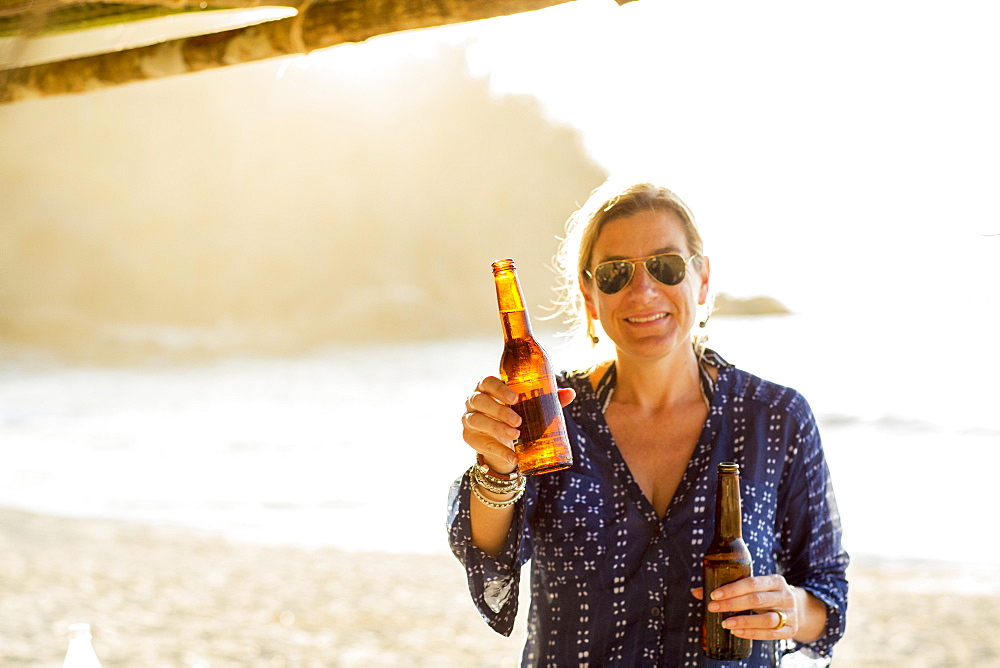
[552,180,708,347]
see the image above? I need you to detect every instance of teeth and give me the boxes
[626,313,667,323]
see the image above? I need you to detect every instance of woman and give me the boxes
[448,181,848,666]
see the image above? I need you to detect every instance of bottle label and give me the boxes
[512,388,560,445]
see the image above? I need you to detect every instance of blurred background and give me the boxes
[2,0,999,664]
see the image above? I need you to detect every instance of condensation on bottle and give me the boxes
[491,258,572,475]
[63,623,103,668]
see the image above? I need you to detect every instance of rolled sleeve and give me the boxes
[447,472,533,636]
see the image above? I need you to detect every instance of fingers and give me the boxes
[707,574,793,610]
[462,377,520,468]
[462,420,518,469]
[462,379,574,470]
[706,574,796,639]
[721,609,793,640]
[557,387,577,408]
[465,377,520,426]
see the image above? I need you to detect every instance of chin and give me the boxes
[616,336,683,360]
[608,319,693,354]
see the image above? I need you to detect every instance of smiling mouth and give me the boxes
[625,312,668,324]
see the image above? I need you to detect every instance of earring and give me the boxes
[587,320,599,345]
[699,297,713,329]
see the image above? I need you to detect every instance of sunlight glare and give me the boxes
[463,0,1000,314]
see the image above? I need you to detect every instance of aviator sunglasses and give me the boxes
[584,252,698,295]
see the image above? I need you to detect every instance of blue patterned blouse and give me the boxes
[448,351,849,667]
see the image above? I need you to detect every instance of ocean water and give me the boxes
[1,314,997,565]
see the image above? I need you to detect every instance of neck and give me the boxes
[611,344,703,411]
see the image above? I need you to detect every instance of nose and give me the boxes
[627,260,659,294]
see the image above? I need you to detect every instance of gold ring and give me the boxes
[772,609,787,631]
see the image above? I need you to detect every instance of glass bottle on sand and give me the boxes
[63,623,102,668]
[491,259,572,475]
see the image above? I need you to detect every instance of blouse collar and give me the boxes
[593,348,730,414]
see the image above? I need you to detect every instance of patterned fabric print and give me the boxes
[447,350,849,667]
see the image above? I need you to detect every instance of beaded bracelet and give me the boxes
[472,464,525,495]
[472,462,524,490]
[476,453,520,481]
[470,471,525,509]
[472,460,521,488]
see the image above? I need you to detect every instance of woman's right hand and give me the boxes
[461,376,576,475]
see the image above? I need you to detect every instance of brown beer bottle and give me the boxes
[702,462,753,660]
[491,259,573,476]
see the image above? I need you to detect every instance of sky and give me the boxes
[453,0,999,320]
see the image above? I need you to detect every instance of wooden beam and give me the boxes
[0,0,574,103]
[0,0,294,31]
[0,0,303,24]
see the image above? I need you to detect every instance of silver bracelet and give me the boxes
[472,463,524,495]
[476,454,520,481]
[469,469,524,509]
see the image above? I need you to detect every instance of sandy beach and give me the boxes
[2,508,998,667]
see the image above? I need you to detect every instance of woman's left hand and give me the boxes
[691,574,797,640]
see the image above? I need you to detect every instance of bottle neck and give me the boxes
[494,268,533,340]
[715,473,743,540]
[501,309,532,340]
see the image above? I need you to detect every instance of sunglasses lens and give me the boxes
[594,261,634,294]
[646,254,687,286]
